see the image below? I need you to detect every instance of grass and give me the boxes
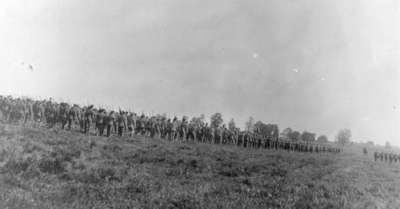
[0,123,399,209]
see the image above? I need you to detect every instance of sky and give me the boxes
[0,0,399,145]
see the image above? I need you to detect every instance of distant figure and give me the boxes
[373,152,379,161]
[363,147,368,155]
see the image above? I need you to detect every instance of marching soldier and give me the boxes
[127,113,136,137]
[95,109,106,136]
[104,111,115,137]
[84,105,95,134]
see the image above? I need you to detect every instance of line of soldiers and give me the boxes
[0,95,340,154]
[373,151,400,163]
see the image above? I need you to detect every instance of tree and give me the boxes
[280,127,300,141]
[280,128,292,140]
[254,121,279,139]
[336,129,352,145]
[366,141,374,146]
[191,114,205,126]
[245,116,255,132]
[317,135,328,143]
[254,121,268,135]
[289,131,301,142]
[301,131,316,142]
[228,118,236,132]
[210,113,223,128]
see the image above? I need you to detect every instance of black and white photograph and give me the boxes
[0,0,399,208]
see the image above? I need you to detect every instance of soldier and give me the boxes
[363,147,368,155]
[95,109,106,136]
[59,102,69,129]
[248,133,254,148]
[179,116,188,141]
[187,121,196,141]
[165,118,172,140]
[284,141,290,152]
[127,113,136,137]
[137,115,146,136]
[84,105,95,134]
[196,122,204,143]
[14,100,26,124]
[293,142,299,152]
[309,144,313,153]
[2,97,12,122]
[160,117,167,138]
[122,111,128,135]
[205,124,213,144]
[221,124,228,144]
[79,107,86,132]
[274,137,279,150]
[154,117,162,138]
[170,117,178,141]
[148,117,157,138]
[116,111,126,137]
[214,126,222,144]
[23,99,34,125]
[45,101,57,128]
[68,104,81,130]
[266,136,272,149]
[233,129,239,145]
[242,132,248,148]
[112,112,118,135]
[104,111,115,137]
[373,152,379,161]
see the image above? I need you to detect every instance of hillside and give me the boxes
[0,123,399,209]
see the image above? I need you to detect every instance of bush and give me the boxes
[4,157,33,174]
[38,157,66,174]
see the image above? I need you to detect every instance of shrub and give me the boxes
[38,156,66,174]
[4,157,33,174]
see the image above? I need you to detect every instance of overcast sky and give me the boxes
[0,0,399,145]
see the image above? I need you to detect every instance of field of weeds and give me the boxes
[0,123,399,209]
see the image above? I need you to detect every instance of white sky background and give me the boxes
[0,0,399,145]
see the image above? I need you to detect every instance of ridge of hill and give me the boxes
[0,123,399,209]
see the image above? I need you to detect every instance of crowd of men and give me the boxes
[373,151,400,163]
[0,95,341,154]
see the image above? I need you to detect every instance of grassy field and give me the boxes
[0,123,399,209]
